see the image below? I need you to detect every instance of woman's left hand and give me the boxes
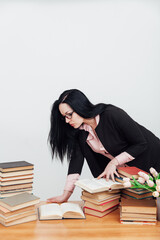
[97,158,120,182]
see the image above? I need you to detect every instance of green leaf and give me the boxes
[130,176,155,192]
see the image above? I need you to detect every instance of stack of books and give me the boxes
[121,188,152,200]
[0,161,34,198]
[82,190,121,217]
[0,192,40,226]
[75,177,123,218]
[116,166,152,200]
[120,198,157,225]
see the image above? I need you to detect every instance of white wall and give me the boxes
[0,0,160,200]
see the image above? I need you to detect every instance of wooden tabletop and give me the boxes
[0,202,160,240]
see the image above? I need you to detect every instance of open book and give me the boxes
[75,178,124,193]
[38,202,85,220]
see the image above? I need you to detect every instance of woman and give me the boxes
[47,89,160,203]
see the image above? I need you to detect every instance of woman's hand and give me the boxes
[97,158,120,182]
[46,190,72,203]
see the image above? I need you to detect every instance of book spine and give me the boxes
[120,220,156,225]
[84,203,119,213]
[99,198,120,206]
[84,206,118,218]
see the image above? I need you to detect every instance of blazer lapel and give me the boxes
[95,112,113,155]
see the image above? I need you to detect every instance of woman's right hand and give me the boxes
[46,190,72,203]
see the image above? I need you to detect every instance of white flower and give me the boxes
[123,181,132,188]
[147,180,154,187]
[152,191,159,198]
[138,171,149,181]
[156,179,160,186]
[156,186,160,192]
[137,177,145,184]
[149,167,158,177]
[123,177,130,182]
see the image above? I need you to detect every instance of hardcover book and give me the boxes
[0,187,33,194]
[0,170,34,178]
[115,176,125,183]
[81,194,120,205]
[0,179,33,186]
[0,192,40,211]
[75,178,124,193]
[117,167,148,179]
[0,190,32,198]
[82,190,120,201]
[120,215,157,221]
[38,202,85,220]
[84,198,119,212]
[121,189,152,200]
[121,212,156,219]
[0,183,33,191]
[120,220,156,225]
[120,198,157,214]
[0,161,34,173]
[0,205,35,217]
[0,209,36,223]
[84,205,118,218]
[0,214,37,226]
[121,195,153,201]
[124,188,151,194]
[0,174,34,182]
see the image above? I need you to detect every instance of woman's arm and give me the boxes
[47,141,84,203]
[98,107,147,181]
[47,190,73,203]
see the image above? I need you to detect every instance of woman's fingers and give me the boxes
[46,197,57,203]
[47,197,56,200]
[97,170,119,182]
[110,172,115,182]
[97,171,105,179]
[105,172,110,181]
[114,170,120,178]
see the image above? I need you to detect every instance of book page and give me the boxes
[76,179,105,190]
[92,178,122,187]
[60,203,85,217]
[40,203,63,219]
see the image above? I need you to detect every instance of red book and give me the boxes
[84,205,118,218]
[84,198,119,212]
[117,167,148,179]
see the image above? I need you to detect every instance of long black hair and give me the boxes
[48,89,107,162]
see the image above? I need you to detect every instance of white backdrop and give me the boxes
[0,0,160,200]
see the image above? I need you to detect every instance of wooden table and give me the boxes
[0,203,160,240]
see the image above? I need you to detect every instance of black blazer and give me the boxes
[68,105,160,176]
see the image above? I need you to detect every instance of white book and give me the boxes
[38,202,85,220]
[75,178,124,193]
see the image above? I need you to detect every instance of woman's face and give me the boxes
[59,103,84,129]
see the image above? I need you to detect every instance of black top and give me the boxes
[68,105,160,176]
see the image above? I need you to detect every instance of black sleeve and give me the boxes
[110,108,147,158]
[67,140,84,175]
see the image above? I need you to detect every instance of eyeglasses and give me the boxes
[61,111,74,120]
